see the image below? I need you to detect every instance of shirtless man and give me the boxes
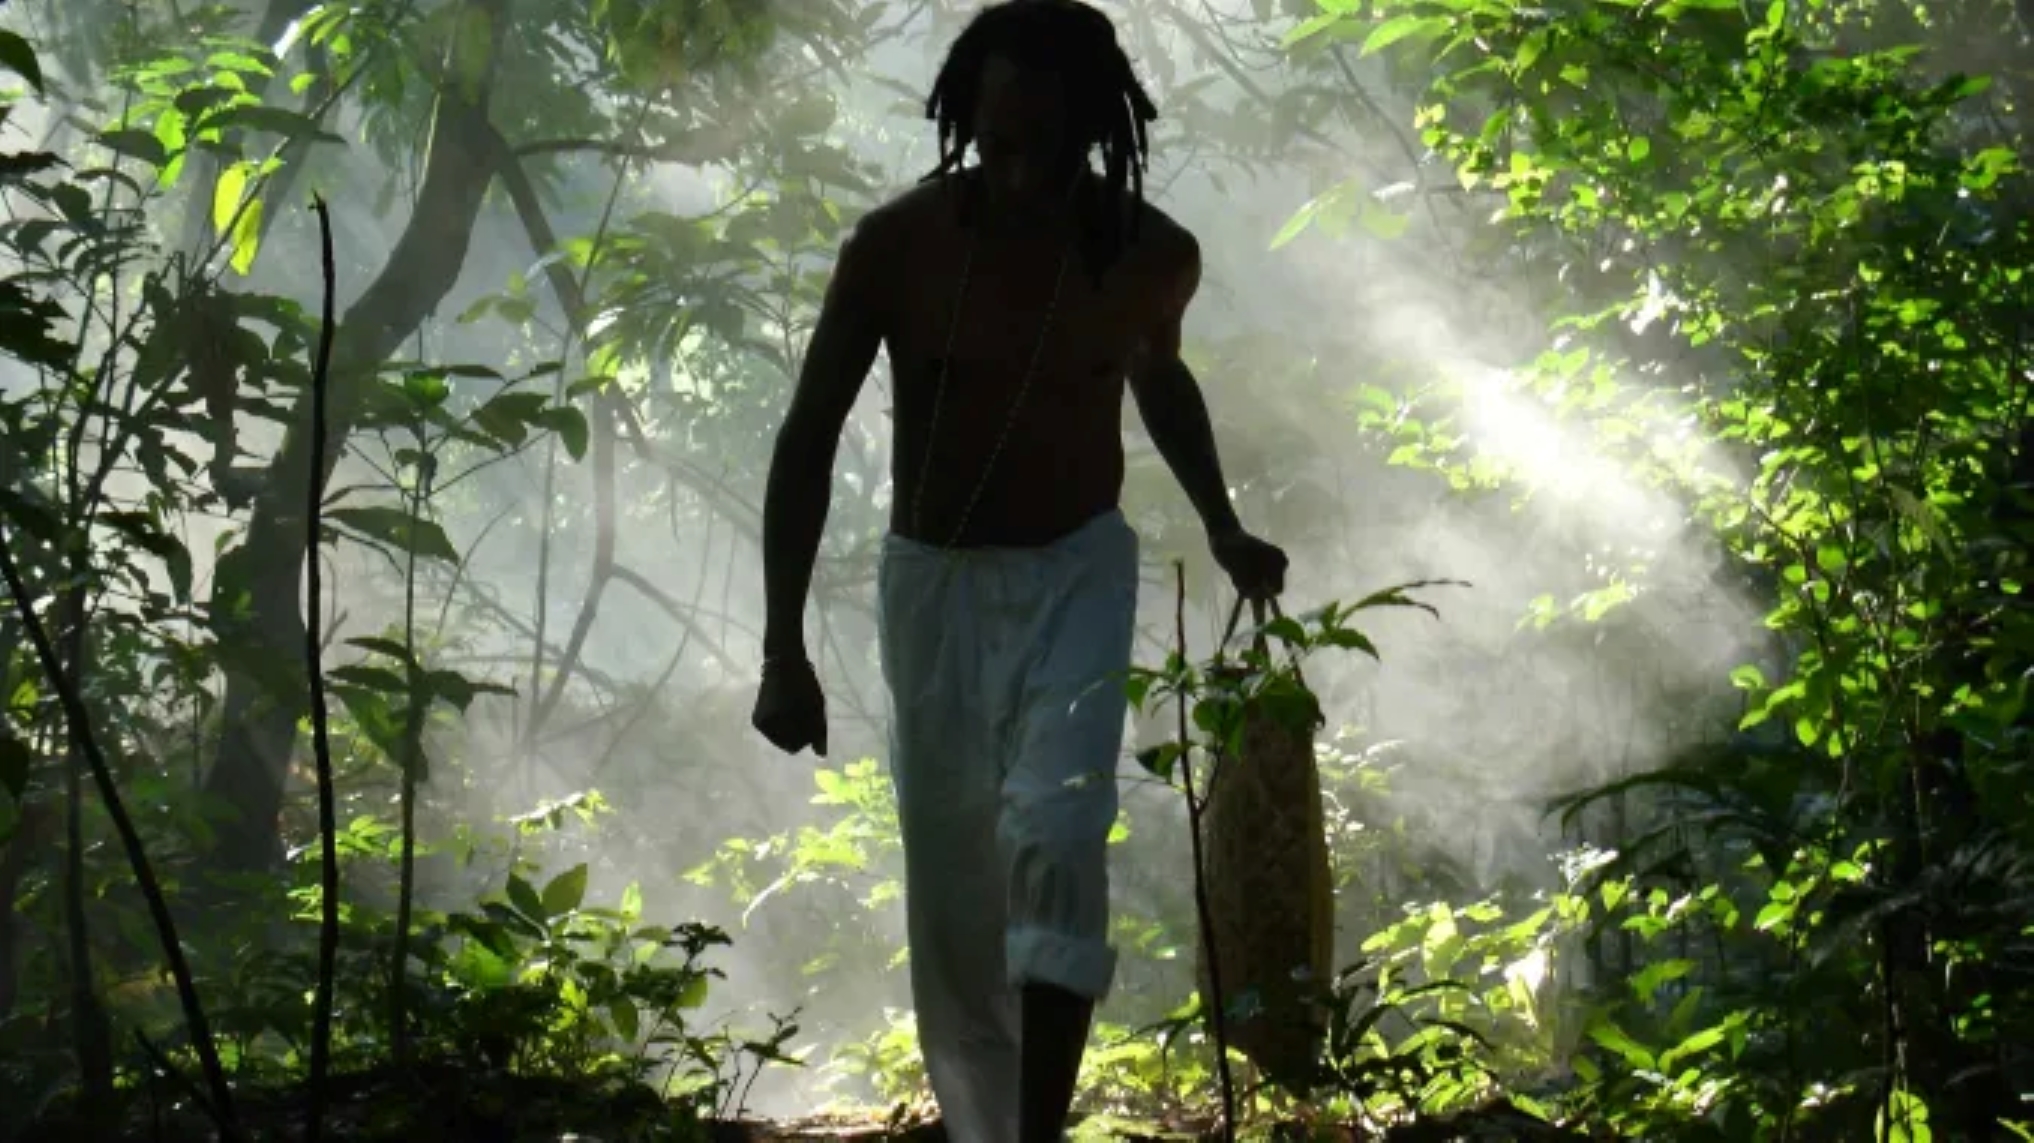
[751,2,1288,1139]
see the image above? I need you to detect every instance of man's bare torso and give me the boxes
[863,172,1192,548]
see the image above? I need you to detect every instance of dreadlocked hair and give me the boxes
[922,0,1160,279]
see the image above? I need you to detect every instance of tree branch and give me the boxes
[608,564,741,675]
[203,0,511,872]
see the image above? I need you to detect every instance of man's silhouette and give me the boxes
[752,3,1288,1139]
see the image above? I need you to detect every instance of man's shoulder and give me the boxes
[830,183,951,312]
[847,179,952,250]
[1129,200,1201,285]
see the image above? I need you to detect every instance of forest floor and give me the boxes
[13,1064,1230,1143]
[13,1060,1575,1141]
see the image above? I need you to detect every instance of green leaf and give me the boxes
[1660,1021,1731,1071]
[1281,11,1346,47]
[98,511,194,601]
[1793,715,1819,747]
[506,874,546,923]
[0,31,43,94]
[229,198,264,275]
[1627,136,1652,163]
[1270,197,1323,251]
[327,506,460,563]
[610,998,640,1041]
[534,406,590,461]
[328,664,410,694]
[1262,616,1306,645]
[1629,957,1695,1004]
[676,969,710,1009]
[347,636,417,664]
[1123,671,1154,710]
[471,390,548,445]
[1943,74,1991,101]
[200,104,343,144]
[1360,13,1447,56]
[213,161,250,235]
[1587,1021,1656,1070]
[1317,626,1380,657]
[451,913,519,958]
[1271,182,1361,251]
[1135,742,1183,782]
[450,940,512,989]
[541,863,589,918]
[429,668,511,712]
[1878,1086,1932,1143]
[401,371,451,409]
[98,130,168,168]
[1754,899,1796,932]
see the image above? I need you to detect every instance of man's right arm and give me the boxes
[761,216,890,663]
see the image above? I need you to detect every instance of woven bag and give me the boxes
[1196,597,1334,1090]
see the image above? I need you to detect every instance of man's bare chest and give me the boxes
[887,249,1150,398]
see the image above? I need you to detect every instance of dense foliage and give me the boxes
[0,0,2029,1138]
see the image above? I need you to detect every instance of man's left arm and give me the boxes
[1126,233,1242,538]
[1128,230,1290,598]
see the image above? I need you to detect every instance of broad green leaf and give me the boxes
[327,506,460,563]
[1878,1087,1932,1143]
[1270,196,1324,251]
[213,161,250,235]
[541,863,589,918]
[610,998,640,1041]
[1282,11,1347,47]
[98,129,168,168]
[229,198,264,275]
[1660,1021,1731,1071]
[676,969,710,1009]
[506,874,546,923]
[200,104,343,144]
[1135,742,1182,781]
[1360,13,1448,56]
[1630,957,1695,1004]
[534,405,590,461]
[1587,1021,1656,1070]
[327,664,409,694]
[471,390,549,445]
[0,31,43,94]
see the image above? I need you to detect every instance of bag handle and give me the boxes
[1217,591,1310,694]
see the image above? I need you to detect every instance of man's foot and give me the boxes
[1018,982,1094,1143]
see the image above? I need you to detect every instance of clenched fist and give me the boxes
[752,656,827,757]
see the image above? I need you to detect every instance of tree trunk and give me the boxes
[202,0,512,874]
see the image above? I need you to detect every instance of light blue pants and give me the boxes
[876,508,1140,1143]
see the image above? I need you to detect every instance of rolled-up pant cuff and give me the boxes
[1007,924,1117,1000]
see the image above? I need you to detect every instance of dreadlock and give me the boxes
[922,0,1160,277]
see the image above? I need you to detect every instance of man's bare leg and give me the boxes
[1019,982,1094,1142]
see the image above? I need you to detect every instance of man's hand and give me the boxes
[1210,527,1288,599]
[752,657,828,757]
